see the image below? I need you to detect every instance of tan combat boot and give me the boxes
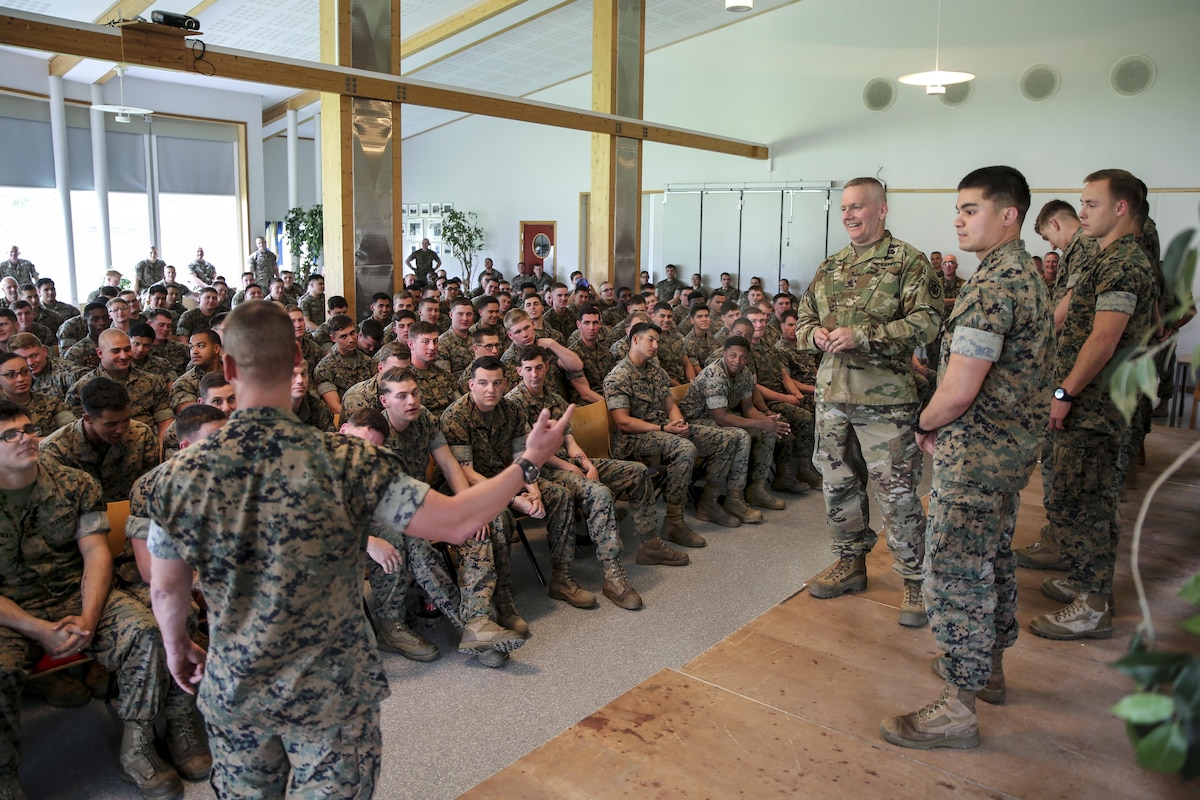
[162,692,213,781]
[661,503,706,547]
[931,650,1006,704]
[744,480,785,510]
[1015,526,1067,570]
[494,594,531,639]
[602,561,643,610]
[807,555,867,599]
[118,720,184,800]
[771,456,808,494]
[635,535,690,566]
[898,579,928,628]
[880,684,980,750]
[723,487,765,523]
[548,568,597,608]
[797,458,824,490]
[695,486,741,528]
[458,616,527,654]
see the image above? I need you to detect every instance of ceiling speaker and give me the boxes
[1110,54,1156,97]
[939,81,973,108]
[862,77,895,112]
[1019,64,1060,103]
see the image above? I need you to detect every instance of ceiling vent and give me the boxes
[1019,63,1060,103]
[862,78,895,112]
[939,80,973,108]
[1110,54,1156,97]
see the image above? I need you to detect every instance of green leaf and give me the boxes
[1182,615,1200,636]
[1135,721,1188,773]
[1112,693,1176,723]
[1112,651,1192,686]
[1161,228,1196,306]
[1107,359,1139,424]
[1181,574,1200,605]
[1136,356,1159,401]
[1173,660,1200,714]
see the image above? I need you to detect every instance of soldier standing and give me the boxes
[248,236,278,290]
[133,246,166,294]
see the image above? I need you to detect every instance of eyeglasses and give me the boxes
[0,424,42,443]
[0,368,31,380]
[475,343,501,351]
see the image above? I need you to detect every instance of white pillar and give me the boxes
[287,108,299,211]
[90,83,112,270]
[48,75,79,306]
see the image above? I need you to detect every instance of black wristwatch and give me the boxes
[515,457,540,483]
[914,421,934,435]
[1053,387,1075,403]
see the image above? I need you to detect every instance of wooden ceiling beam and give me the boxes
[47,0,157,77]
[402,0,529,58]
[1,11,768,160]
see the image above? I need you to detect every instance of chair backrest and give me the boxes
[106,500,130,558]
[669,382,691,405]
[572,399,612,460]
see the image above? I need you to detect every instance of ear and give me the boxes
[1002,206,1021,228]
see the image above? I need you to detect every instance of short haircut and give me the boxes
[474,295,499,310]
[551,282,568,292]
[469,356,505,379]
[360,319,385,340]
[371,292,391,304]
[471,327,500,344]
[148,309,174,323]
[518,344,548,365]
[328,314,355,334]
[223,301,296,384]
[199,287,217,297]
[575,303,601,321]
[191,329,222,347]
[1084,168,1145,211]
[7,333,41,350]
[0,397,30,424]
[0,351,25,369]
[0,309,16,324]
[689,303,711,318]
[344,408,389,440]
[626,295,647,308]
[408,321,439,340]
[733,316,754,330]
[1034,199,1079,234]
[10,300,31,312]
[327,295,348,311]
[98,287,119,299]
[129,322,155,340]
[307,273,323,286]
[80,377,130,417]
[176,404,227,442]
[36,278,55,288]
[394,309,417,323]
[503,309,531,330]
[198,371,230,397]
[773,293,791,303]
[844,176,887,201]
[375,341,409,363]
[419,296,440,308]
[379,366,417,390]
[724,335,751,351]
[450,296,475,311]
[210,312,229,329]
[781,309,798,323]
[958,165,1031,224]
[652,302,673,315]
[628,321,661,340]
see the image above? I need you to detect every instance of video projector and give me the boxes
[151,10,201,30]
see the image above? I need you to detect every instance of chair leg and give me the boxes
[513,519,546,586]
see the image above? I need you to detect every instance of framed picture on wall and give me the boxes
[431,203,442,216]
[407,204,418,216]
[428,220,443,239]
[441,203,453,215]
[420,203,431,216]
[407,220,423,239]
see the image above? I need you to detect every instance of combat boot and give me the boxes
[1029,593,1113,640]
[1041,577,1115,614]
[118,720,184,800]
[477,649,510,668]
[898,579,928,628]
[458,616,527,654]
[723,487,765,523]
[808,555,867,599]
[602,561,643,610]
[745,480,785,510]
[771,457,808,494]
[661,504,706,548]
[797,458,824,490]
[548,568,597,608]
[371,615,439,662]
[880,684,980,750]
[494,596,531,639]
[163,708,212,782]
[931,650,1006,704]
[1016,528,1067,570]
[695,486,741,528]
[635,536,690,566]
[24,672,90,708]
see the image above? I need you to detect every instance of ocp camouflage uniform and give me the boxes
[795,231,940,576]
[506,383,644,564]
[750,337,813,471]
[457,361,520,395]
[148,407,422,797]
[39,417,161,502]
[21,390,76,434]
[294,390,336,431]
[297,292,326,326]
[134,258,166,289]
[656,328,688,384]
[247,250,278,289]
[603,356,744,504]
[678,359,761,482]
[341,374,384,419]
[175,308,216,338]
[166,365,218,411]
[441,394,575,571]
[412,363,461,416]
[152,339,191,376]
[66,366,175,429]
[62,334,100,370]
[1048,235,1158,599]
[567,335,616,397]
[314,348,377,402]
[925,239,1053,692]
[0,459,170,781]
[31,358,81,401]
[437,329,475,376]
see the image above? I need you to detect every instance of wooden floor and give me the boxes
[463,426,1200,799]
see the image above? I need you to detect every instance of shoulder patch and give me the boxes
[928,278,943,299]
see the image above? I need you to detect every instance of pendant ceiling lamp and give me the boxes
[898,0,974,95]
[726,1,753,11]
[91,65,154,123]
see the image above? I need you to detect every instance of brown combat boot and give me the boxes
[723,487,765,523]
[118,720,184,800]
[797,458,824,490]
[602,561,643,610]
[931,649,1006,704]
[163,707,213,782]
[661,503,706,547]
[1015,527,1067,570]
[636,536,690,566]
[898,579,928,628]
[745,480,785,510]
[880,684,980,750]
[494,595,531,639]
[808,555,867,599]
[695,486,741,528]
[548,569,597,608]
[771,456,809,494]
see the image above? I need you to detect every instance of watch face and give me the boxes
[1054,388,1067,400]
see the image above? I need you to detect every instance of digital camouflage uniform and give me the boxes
[567,335,616,398]
[678,359,760,482]
[33,306,64,334]
[441,394,575,571]
[187,259,216,287]
[683,328,717,374]
[134,258,166,289]
[147,407,426,797]
[314,348,377,403]
[603,356,744,503]
[175,308,216,338]
[501,341,581,399]
[795,231,940,578]
[457,361,519,395]
[340,374,384,419]
[543,307,576,341]
[376,408,515,630]
[164,365,217,411]
[247,249,278,290]
[45,300,80,324]
[0,459,169,781]
[297,292,326,326]
[925,240,1053,692]
[532,273,554,295]
[62,334,100,371]
[656,277,685,303]
[294,390,336,431]
[656,329,688,384]
[437,329,475,376]
[39,417,160,503]
[600,304,627,328]
[0,258,37,286]
[132,353,178,384]
[19,390,76,434]
[31,358,81,401]
[19,322,54,349]
[412,363,461,416]
[467,321,509,350]
[152,339,192,376]
[750,337,813,470]
[1048,235,1158,598]
[66,366,175,430]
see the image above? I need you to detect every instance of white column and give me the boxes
[90,83,113,270]
[48,75,79,305]
[286,108,299,210]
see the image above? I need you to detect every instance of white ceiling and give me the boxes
[0,0,798,138]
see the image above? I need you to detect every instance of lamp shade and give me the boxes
[726,0,753,11]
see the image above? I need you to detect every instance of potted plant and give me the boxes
[283,204,324,281]
[441,209,485,289]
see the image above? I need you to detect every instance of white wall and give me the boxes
[397,0,1200,355]
[263,135,319,220]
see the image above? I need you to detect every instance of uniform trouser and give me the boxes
[1047,427,1121,596]
[544,466,624,564]
[123,582,202,719]
[765,400,815,470]
[0,588,167,776]
[1115,402,1148,495]
[368,511,513,628]
[613,428,744,505]
[546,457,657,549]
[1040,428,1056,511]
[814,402,925,579]
[690,418,762,481]
[534,478,575,571]
[924,478,1020,692]
[205,704,381,800]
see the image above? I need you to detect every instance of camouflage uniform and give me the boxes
[925,240,1053,692]
[31,357,81,400]
[314,348,377,402]
[309,321,334,351]
[567,335,616,397]
[66,366,175,429]
[600,305,627,328]
[147,407,429,796]
[543,307,576,340]
[678,359,761,482]
[794,232,940,577]
[603,356,744,503]
[133,354,178,383]
[1048,235,1158,598]
[0,459,170,780]
[683,328,717,374]
[20,390,76,434]
[441,394,575,570]
[175,308,216,338]
[656,277,684,303]
[340,374,384,419]
[294,390,336,431]
[656,329,688,384]
[0,258,37,285]
[152,339,191,376]
[248,249,278,289]
[165,365,216,411]
[467,320,509,349]
[134,258,166,289]
[457,361,520,395]
[62,334,100,371]
[412,363,461,416]
[296,335,324,379]
[33,306,64,333]
[297,292,325,326]
[437,329,475,376]
[501,341,580,399]
[532,273,554,294]
[509,273,535,294]
[750,338,813,471]
[45,300,81,323]
[39,417,161,502]
[187,259,216,287]
[19,322,55,348]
